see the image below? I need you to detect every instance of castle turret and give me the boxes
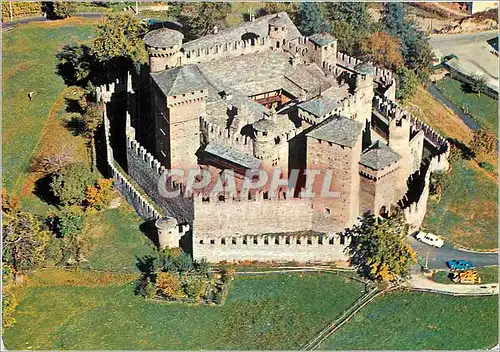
[388,115,411,199]
[144,28,184,72]
[308,32,337,68]
[155,217,180,250]
[353,62,375,124]
[252,117,277,168]
[268,13,288,50]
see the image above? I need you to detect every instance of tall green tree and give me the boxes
[345,212,417,282]
[81,102,103,172]
[395,66,419,102]
[297,2,328,36]
[325,2,374,33]
[50,163,97,206]
[92,13,148,79]
[382,3,432,81]
[2,212,52,272]
[181,3,231,40]
[470,74,488,97]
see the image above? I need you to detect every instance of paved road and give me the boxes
[430,30,499,85]
[408,236,498,269]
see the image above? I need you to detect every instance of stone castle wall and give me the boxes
[193,232,350,263]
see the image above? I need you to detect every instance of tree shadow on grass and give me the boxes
[33,174,60,206]
[139,219,159,248]
[64,97,85,114]
[448,138,475,160]
[64,116,86,136]
[460,82,474,94]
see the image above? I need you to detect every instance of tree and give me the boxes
[330,20,363,56]
[2,263,19,333]
[81,103,103,171]
[92,13,148,79]
[85,178,114,210]
[55,207,85,237]
[31,143,76,175]
[181,3,231,39]
[325,2,374,33]
[361,32,404,71]
[297,2,328,36]
[2,211,52,272]
[395,66,419,102]
[429,171,449,196]
[50,163,97,206]
[56,44,94,87]
[51,1,75,19]
[470,74,488,97]
[382,3,432,82]
[2,188,19,214]
[346,213,417,282]
[167,2,183,18]
[471,128,497,160]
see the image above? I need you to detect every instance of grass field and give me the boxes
[4,271,365,350]
[321,291,498,350]
[2,18,98,193]
[436,78,498,134]
[422,158,498,250]
[432,266,499,284]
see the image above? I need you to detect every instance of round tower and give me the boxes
[155,217,180,250]
[144,28,184,72]
[252,117,277,170]
[353,62,376,124]
[268,14,288,50]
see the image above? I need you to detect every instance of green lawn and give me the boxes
[321,291,498,350]
[2,19,98,193]
[433,266,499,284]
[436,77,498,134]
[422,158,498,250]
[4,272,365,350]
[84,206,158,272]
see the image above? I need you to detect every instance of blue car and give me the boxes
[447,260,474,270]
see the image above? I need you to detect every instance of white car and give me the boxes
[415,232,444,248]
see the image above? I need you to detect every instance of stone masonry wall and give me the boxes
[193,232,350,263]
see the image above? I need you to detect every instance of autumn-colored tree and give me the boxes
[30,143,76,175]
[361,32,404,71]
[2,263,19,333]
[2,211,52,272]
[345,212,417,282]
[2,188,19,214]
[85,178,114,211]
[471,128,497,160]
[155,272,185,300]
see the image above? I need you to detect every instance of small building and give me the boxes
[455,1,498,14]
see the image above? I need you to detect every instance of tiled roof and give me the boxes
[184,12,301,52]
[298,95,340,118]
[151,65,208,97]
[306,116,363,148]
[144,28,184,48]
[309,32,336,46]
[205,142,261,170]
[360,140,401,170]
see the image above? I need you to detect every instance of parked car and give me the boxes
[447,259,474,270]
[415,232,444,248]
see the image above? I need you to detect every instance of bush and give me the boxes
[479,161,495,173]
[430,171,449,196]
[155,272,185,300]
[182,277,206,300]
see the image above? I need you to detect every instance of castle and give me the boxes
[98,12,450,264]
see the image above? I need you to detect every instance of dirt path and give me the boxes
[409,272,498,295]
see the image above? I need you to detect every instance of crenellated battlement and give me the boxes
[193,187,305,203]
[183,36,271,65]
[336,51,394,84]
[373,95,450,153]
